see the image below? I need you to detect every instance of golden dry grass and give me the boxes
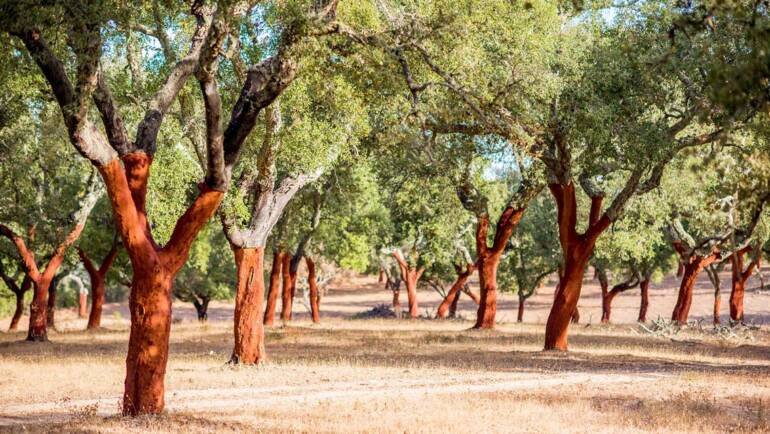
[1,271,769,433]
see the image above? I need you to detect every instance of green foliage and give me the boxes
[174,223,235,306]
[499,193,560,298]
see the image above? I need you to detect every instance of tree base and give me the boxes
[228,355,265,366]
[25,334,48,342]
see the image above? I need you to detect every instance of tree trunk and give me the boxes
[545,255,589,350]
[392,286,401,318]
[26,274,60,340]
[263,250,283,326]
[517,294,525,323]
[123,267,174,415]
[230,247,266,364]
[597,268,609,324]
[101,153,224,416]
[671,254,716,324]
[193,297,210,322]
[306,256,320,323]
[280,253,293,322]
[570,307,580,324]
[404,270,419,318]
[676,261,684,278]
[78,291,89,318]
[449,288,461,318]
[436,264,475,319]
[601,275,641,324]
[638,278,650,323]
[391,251,425,319]
[730,274,746,323]
[706,266,721,325]
[729,248,757,323]
[87,274,106,329]
[378,268,384,283]
[45,277,57,330]
[544,183,610,351]
[474,254,501,328]
[602,291,618,324]
[80,244,120,330]
[9,289,25,331]
[469,207,525,329]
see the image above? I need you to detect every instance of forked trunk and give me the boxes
[306,256,320,323]
[193,297,210,322]
[604,276,642,324]
[544,183,609,351]
[230,247,266,364]
[101,154,224,416]
[263,250,283,326]
[638,278,650,323]
[80,244,120,330]
[280,253,293,322]
[517,294,525,323]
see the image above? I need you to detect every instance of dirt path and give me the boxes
[0,371,662,426]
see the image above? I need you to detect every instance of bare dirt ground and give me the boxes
[1,267,769,433]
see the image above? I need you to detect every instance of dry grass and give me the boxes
[1,271,769,433]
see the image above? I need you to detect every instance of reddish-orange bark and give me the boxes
[570,307,580,324]
[230,247,266,364]
[638,278,650,322]
[79,243,120,330]
[1,220,88,341]
[306,256,320,323]
[671,250,719,324]
[544,183,610,350]
[601,278,639,324]
[100,154,224,415]
[449,288,461,318]
[729,247,758,323]
[263,250,284,326]
[436,263,476,319]
[78,292,88,318]
[464,288,480,304]
[392,251,425,319]
[280,253,293,321]
[473,207,525,329]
